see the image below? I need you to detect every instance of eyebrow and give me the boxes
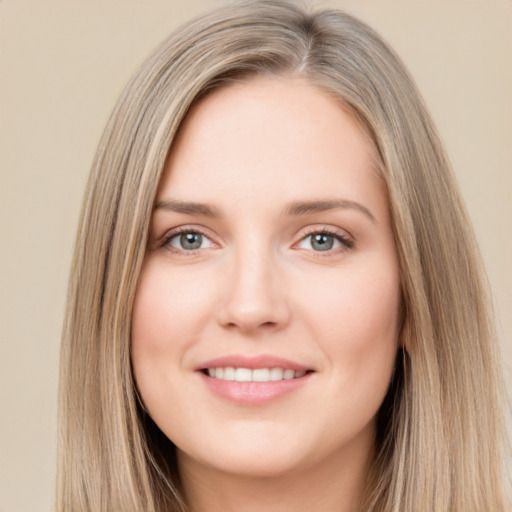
[154,198,376,223]
[284,199,376,223]
[154,199,220,218]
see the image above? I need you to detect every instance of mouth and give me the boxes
[196,355,315,405]
[202,367,310,382]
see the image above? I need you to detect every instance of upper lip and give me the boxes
[196,354,313,372]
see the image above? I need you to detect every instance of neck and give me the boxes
[177,425,375,512]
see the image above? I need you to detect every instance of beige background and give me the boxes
[0,0,510,510]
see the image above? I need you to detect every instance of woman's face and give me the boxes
[132,77,402,479]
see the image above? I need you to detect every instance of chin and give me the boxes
[181,448,308,479]
[176,427,315,479]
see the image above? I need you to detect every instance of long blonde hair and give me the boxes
[58,1,507,510]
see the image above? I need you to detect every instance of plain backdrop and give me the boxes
[1,0,511,510]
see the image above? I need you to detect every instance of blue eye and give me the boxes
[310,233,336,251]
[297,231,353,252]
[165,230,214,251]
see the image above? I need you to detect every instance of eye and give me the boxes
[164,229,215,252]
[297,230,353,253]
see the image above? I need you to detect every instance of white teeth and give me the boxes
[283,369,295,380]
[235,368,252,382]
[223,367,235,381]
[252,368,270,381]
[205,367,308,382]
[270,368,284,381]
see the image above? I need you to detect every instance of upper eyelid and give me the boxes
[162,225,214,241]
[158,224,354,248]
[295,225,355,252]
[157,225,218,251]
[299,225,353,241]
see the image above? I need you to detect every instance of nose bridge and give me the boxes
[217,236,289,332]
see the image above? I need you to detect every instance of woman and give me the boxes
[57,1,508,510]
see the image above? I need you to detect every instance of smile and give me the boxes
[205,367,308,382]
[197,355,314,405]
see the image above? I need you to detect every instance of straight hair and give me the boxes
[58,1,508,510]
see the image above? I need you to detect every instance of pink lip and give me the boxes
[195,354,314,406]
[195,354,312,372]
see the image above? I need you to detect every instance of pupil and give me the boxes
[312,233,333,251]
[181,232,202,250]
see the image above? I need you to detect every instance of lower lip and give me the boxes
[198,372,313,405]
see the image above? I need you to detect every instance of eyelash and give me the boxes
[160,226,354,255]
[297,227,354,256]
[161,226,213,255]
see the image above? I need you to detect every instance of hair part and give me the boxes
[58,1,508,510]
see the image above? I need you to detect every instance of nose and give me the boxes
[216,247,291,333]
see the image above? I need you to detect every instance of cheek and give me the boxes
[131,261,197,395]
[132,268,175,363]
[300,259,401,390]
[132,260,213,354]
[131,260,213,432]
[324,274,400,435]
[302,259,400,338]
[131,264,170,409]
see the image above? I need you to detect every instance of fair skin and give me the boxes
[132,77,402,512]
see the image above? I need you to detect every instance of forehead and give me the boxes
[158,76,385,215]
